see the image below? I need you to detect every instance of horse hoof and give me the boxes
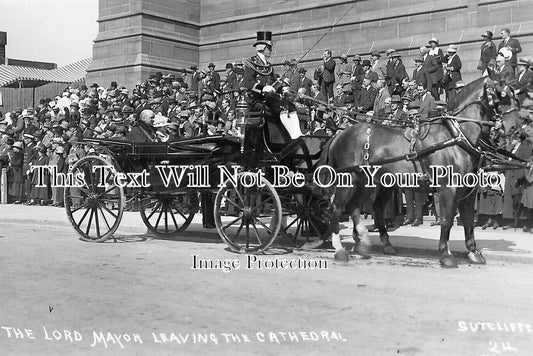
[357,244,371,259]
[334,250,349,262]
[383,245,396,255]
[440,256,458,268]
[467,251,487,265]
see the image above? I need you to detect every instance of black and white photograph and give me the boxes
[0,0,533,354]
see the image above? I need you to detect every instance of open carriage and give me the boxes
[64,94,332,253]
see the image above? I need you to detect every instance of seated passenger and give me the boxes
[126,109,158,142]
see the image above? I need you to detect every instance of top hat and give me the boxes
[253,31,273,47]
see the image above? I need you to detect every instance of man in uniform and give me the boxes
[242,31,277,91]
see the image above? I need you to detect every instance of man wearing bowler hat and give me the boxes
[296,67,313,95]
[224,63,237,92]
[207,62,220,92]
[478,31,498,75]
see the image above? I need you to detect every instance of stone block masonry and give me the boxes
[86,0,533,89]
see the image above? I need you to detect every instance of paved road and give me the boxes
[0,218,532,355]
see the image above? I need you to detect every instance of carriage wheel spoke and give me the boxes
[222,194,244,210]
[85,208,94,236]
[97,186,118,198]
[231,222,244,242]
[147,202,162,220]
[253,218,274,235]
[245,224,250,249]
[231,187,246,208]
[170,201,189,221]
[251,221,263,245]
[295,218,303,239]
[100,204,118,219]
[154,202,164,229]
[71,202,89,214]
[94,207,101,238]
[98,205,112,230]
[249,196,273,215]
[309,219,322,238]
[222,216,243,231]
[164,209,169,233]
[77,206,91,227]
[169,207,180,230]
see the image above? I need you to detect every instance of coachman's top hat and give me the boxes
[254,31,273,47]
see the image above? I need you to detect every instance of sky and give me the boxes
[0,0,98,67]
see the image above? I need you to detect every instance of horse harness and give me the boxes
[357,100,526,187]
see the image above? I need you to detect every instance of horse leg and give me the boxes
[350,209,371,258]
[458,191,486,264]
[329,187,353,262]
[372,187,396,255]
[438,188,460,268]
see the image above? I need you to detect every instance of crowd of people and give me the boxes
[1,27,533,231]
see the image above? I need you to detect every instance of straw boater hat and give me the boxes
[446,44,458,53]
[428,37,439,45]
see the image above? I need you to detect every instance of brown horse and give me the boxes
[320,77,521,267]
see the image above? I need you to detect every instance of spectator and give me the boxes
[443,44,462,103]
[477,31,498,76]
[498,28,522,74]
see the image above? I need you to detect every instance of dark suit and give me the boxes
[387,61,408,95]
[479,41,497,72]
[225,71,237,92]
[355,85,378,112]
[320,57,336,101]
[350,64,364,94]
[412,67,431,90]
[421,54,439,99]
[297,76,313,94]
[514,69,533,102]
[498,37,522,68]
[444,53,462,102]
[503,140,532,219]
[209,71,220,91]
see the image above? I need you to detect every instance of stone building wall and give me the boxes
[86,0,533,88]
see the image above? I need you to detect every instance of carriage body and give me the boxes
[64,106,333,252]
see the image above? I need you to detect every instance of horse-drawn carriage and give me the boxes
[65,75,524,267]
[64,93,331,253]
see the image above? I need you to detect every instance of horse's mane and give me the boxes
[447,76,488,112]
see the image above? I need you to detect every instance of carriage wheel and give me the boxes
[215,173,282,253]
[140,193,199,236]
[281,192,331,243]
[64,155,125,242]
